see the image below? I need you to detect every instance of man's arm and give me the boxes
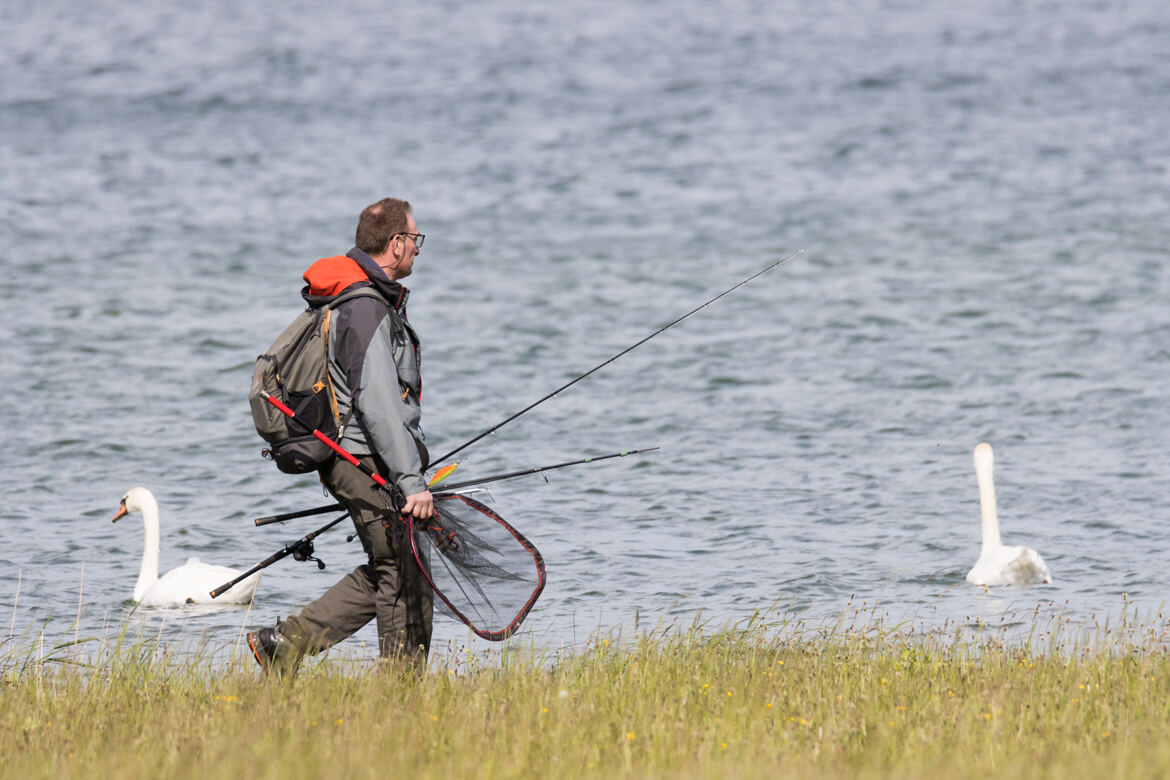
[354,315,432,517]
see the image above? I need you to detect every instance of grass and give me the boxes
[3,607,1170,779]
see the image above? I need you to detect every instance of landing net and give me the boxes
[410,493,546,641]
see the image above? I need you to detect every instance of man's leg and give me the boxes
[373,515,434,667]
[279,455,432,664]
[251,455,394,677]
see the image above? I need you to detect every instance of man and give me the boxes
[248,197,434,678]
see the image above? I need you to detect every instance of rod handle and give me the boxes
[210,561,263,599]
[254,503,344,526]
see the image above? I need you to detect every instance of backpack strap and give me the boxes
[325,284,389,310]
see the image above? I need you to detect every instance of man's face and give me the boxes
[381,213,421,280]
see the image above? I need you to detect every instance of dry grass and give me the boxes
[3,608,1170,779]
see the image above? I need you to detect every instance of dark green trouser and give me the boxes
[280,455,433,666]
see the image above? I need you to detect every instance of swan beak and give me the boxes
[112,501,128,523]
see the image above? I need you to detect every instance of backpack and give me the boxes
[249,286,388,474]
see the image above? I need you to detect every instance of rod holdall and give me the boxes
[249,286,387,474]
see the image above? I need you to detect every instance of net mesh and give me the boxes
[410,493,546,641]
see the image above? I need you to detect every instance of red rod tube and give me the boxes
[261,391,389,488]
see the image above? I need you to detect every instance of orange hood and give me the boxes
[302,255,370,297]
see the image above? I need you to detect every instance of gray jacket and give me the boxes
[301,248,428,496]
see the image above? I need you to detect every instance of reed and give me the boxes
[2,608,1169,779]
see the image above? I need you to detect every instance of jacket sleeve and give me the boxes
[353,317,428,496]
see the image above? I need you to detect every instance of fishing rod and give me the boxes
[430,250,803,465]
[252,390,546,641]
[210,513,348,599]
[255,504,343,526]
[252,446,660,526]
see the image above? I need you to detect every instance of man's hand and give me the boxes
[401,489,434,520]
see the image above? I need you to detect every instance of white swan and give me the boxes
[112,487,261,606]
[965,443,1051,586]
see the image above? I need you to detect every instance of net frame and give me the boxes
[409,493,546,641]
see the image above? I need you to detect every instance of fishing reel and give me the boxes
[289,538,325,570]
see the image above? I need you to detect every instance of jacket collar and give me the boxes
[345,248,408,312]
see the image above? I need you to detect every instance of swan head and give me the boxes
[974,441,994,471]
[113,486,158,522]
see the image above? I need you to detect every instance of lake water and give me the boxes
[2,0,1168,663]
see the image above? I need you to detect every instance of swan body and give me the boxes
[113,487,261,606]
[965,443,1051,586]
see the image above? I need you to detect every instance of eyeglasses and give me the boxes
[397,232,425,249]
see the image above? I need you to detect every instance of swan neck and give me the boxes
[134,499,162,602]
[976,456,1002,551]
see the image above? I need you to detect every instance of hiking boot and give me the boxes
[248,621,303,680]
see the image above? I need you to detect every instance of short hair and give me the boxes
[355,198,412,256]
